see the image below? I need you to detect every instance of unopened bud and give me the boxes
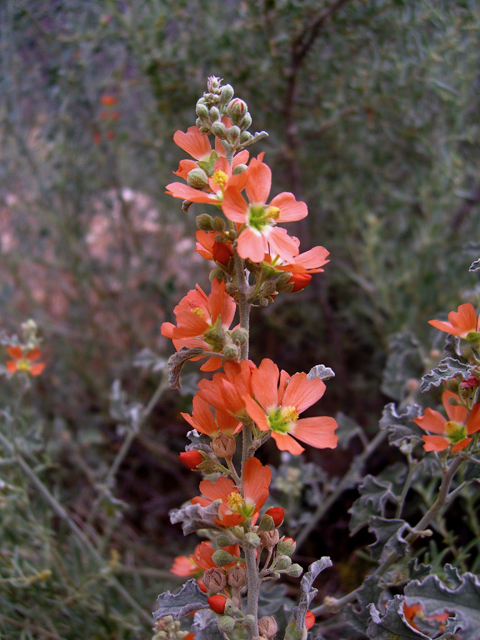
[209,269,226,283]
[231,327,248,346]
[227,99,248,125]
[258,515,275,531]
[212,216,226,232]
[211,122,228,139]
[187,168,209,189]
[262,281,278,296]
[286,563,303,578]
[227,565,246,588]
[225,282,237,297]
[461,346,474,360]
[305,611,315,630]
[243,532,261,549]
[258,616,278,639]
[218,616,236,633]
[265,507,284,526]
[208,594,227,614]
[233,163,248,175]
[211,433,236,458]
[274,555,292,571]
[212,241,233,266]
[222,344,240,361]
[203,568,227,594]
[209,106,221,122]
[240,131,254,143]
[196,214,213,230]
[288,273,312,292]
[178,450,204,470]
[221,84,234,105]
[196,102,209,118]
[227,126,240,143]
[278,537,296,556]
[259,529,279,549]
[447,396,460,406]
[275,273,295,292]
[241,112,253,131]
[445,378,460,393]
[212,549,237,567]
[216,534,233,547]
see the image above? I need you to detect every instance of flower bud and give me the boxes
[221,84,235,105]
[240,131,253,143]
[243,532,261,549]
[305,611,315,630]
[208,594,227,614]
[241,112,253,131]
[284,620,305,640]
[227,99,248,125]
[222,344,240,361]
[215,534,233,547]
[265,507,284,526]
[288,273,312,292]
[217,615,236,633]
[447,396,460,406]
[259,529,279,549]
[209,269,226,283]
[258,616,278,639]
[286,563,303,578]
[207,76,222,93]
[225,282,238,297]
[445,378,459,393]
[275,555,292,571]
[278,537,296,556]
[178,450,204,470]
[211,122,228,139]
[211,434,236,458]
[231,327,248,346]
[460,376,479,389]
[262,281,278,296]
[196,214,213,230]
[210,106,221,122]
[212,549,237,567]
[227,126,240,143]
[258,514,275,531]
[212,216,226,232]
[213,241,233,266]
[187,168,209,189]
[196,102,209,118]
[227,565,246,588]
[461,346,474,360]
[203,568,227,594]
[233,163,248,175]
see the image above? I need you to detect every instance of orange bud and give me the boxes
[178,450,203,470]
[212,241,233,266]
[101,94,117,106]
[265,507,284,526]
[305,611,315,630]
[208,594,227,614]
[289,273,312,292]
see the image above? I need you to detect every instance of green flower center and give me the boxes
[226,491,255,518]
[444,420,467,444]
[248,205,280,231]
[267,406,299,434]
[17,359,31,372]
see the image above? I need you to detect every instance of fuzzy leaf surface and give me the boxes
[420,357,472,392]
[379,403,424,447]
[170,500,222,535]
[153,579,209,620]
[368,516,409,561]
[381,332,424,401]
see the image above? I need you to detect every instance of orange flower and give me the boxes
[197,360,255,421]
[190,541,241,571]
[181,396,241,438]
[222,157,307,263]
[243,359,338,455]
[413,389,480,452]
[195,231,234,266]
[403,602,450,633]
[191,457,271,527]
[429,303,480,338]
[161,278,237,371]
[100,94,117,107]
[6,346,45,376]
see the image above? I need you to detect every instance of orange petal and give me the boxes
[6,361,18,373]
[271,431,304,454]
[413,408,447,434]
[442,390,468,424]
[452,438,471,452]
[422,435,450,451]
[30,363,46,376]
[292,417,338,449]
[7,345,22,360]
[282,374,325,414]
[173,126,211,160]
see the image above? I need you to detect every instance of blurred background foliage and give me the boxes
[1,0,480,636]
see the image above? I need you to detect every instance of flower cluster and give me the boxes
[159,77,339,640]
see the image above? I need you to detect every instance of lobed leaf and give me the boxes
[153,579,209,620]
[170,500,222,535]
[420,357,472,393]
[379,403,424,448]
[368,516,409,561]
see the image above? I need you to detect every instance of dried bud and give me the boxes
[196,102,209,118]
[196,214,213,230]
[212,216,226,232]
[288,273,312,293]
[178,450,203,470]
[258,616,278,639]
[265,507,284,526]
[203,568,227,594]
[212,549,237,567]
[243,532,261,549]
[187,168,209,189]
[211,434,236,458]
[278,535,296,556]
[227,565,246,588]
[220,84,234,105]
[217,615,236,633]
[227,126,240,143]
[305,611,315,630]
[227,98,248,125]
[286,563,303,578]
[274,555,292,571]
[208,594,227,614]
[259,529,279,549]
[211,122,228,140]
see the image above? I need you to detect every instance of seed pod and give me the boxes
[211,434,236,458]
[259,529,279,549]
[258,616,278,639]
[227,565,246,588]
[203,568,227,594]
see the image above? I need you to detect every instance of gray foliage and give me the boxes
[153,579,209,620]
[420,357,472,392]
[170,499,222,535]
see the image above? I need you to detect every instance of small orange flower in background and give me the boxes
[6,346,45,376]
[429,302,480,338]
[100,94,117,107]
[403,602,450,634]
[414,389,480,452]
